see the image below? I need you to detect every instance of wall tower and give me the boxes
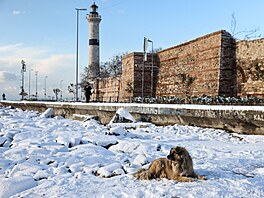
[87,2,101,82]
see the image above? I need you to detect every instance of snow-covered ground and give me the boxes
[0,105,264,198]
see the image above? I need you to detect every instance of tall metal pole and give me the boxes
[148,39,154,98]
[21,60,26,100]
[76,9,79,102]
[142,37,146,103]
[106,79,108,102]
[142,37,149,103]
[44,76,48,100]
[60,80,63,101]
[75,8,87,102]
[142,57,145,102]
[29,69,33,100]
[35,71,38,100]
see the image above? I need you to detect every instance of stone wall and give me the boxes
[133,53,159,97]
[120,52,159,101]
[236,38,264,98]
[156,30,236,98]
[98,30,264,102]
[93,77,120,102]
[2,101,264,135]
[96,53,158,102]
[219,31,237,96]
[119,53,136,102]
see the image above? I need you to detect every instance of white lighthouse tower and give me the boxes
[87,2,101,81]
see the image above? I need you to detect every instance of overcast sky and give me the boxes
[0,0,264,100]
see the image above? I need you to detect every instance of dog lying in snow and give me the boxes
[133,146,206,182]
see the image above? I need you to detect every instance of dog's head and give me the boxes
[167,146,186,161]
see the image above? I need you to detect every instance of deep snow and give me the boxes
[0,105,264,198]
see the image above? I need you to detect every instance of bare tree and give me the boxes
[81,53,127,86]
[53,88,61,101]
[99,61,111,78]
[230,13,237,37]
[148,47,162,53]
[101,53,124,77]
[230,13,261,40]
[80,67,88,85]
[67,83,75,100]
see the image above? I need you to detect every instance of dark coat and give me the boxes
[84,86,92,96]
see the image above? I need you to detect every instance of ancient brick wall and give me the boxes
[97,52,159,102]
[120,52,159,101]
[219,32,237,96]
[236,38,264,98]
[119,53,135,102]
[133,53,159,97]
[95,77,120,102]
[156,30,235,98]
[97,30,263,102]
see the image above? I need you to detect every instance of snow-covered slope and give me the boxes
[0,106,264,198]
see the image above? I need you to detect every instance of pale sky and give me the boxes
[0,0,264,100]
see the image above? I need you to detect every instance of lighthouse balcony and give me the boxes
[88,14,101,19]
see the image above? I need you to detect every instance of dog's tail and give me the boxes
[132,168,152,180]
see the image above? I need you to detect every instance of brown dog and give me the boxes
[133,146,206,182]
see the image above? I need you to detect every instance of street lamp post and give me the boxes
[28,69,33,100]
[60,80,63,101]
[20,60,26,100]
[35,71,38,100]
[148,39,154,97]
[44,76,48,100]
[75,8,87,102]
[141,38,154,100]
[142,37,150,103]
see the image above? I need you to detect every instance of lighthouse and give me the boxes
[87,2,101,81]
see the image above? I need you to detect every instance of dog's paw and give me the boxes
[174,176,194,182]
[197,175,207,180]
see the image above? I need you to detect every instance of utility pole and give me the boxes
[28,69,33,100]
[35,71,38,100]
[20,60,26,100]
[60,80,63,101]
[142,37,148,103]
[44,76,48,100]
[75,8,87,102]
[148,39,154,98]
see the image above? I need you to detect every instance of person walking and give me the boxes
[84,85,92,103]
[2,93,6,100]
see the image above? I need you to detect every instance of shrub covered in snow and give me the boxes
[132,95,264,105]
